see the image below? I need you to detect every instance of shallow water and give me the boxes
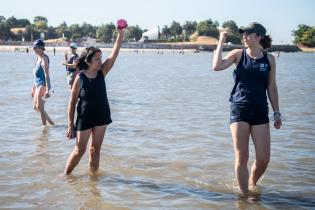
[0,51,314,209]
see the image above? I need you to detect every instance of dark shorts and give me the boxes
[230,103,269,126]
[75,107,112,131]
[75,116,112,131]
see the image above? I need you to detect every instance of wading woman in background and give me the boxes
[212,22,282,194]
[64,26,125,175]
[32,39,54,126]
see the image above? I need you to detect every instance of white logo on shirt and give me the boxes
[259,63,268,71]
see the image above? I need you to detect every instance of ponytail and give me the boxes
[260,35,272,50]
[75,47,101,70]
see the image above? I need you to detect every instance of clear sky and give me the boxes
[1,0,314,44]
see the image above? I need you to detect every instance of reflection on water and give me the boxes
[0,51,314,209]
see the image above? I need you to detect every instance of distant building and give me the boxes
[10,27,26,34]
[139,27,159,42]
[10,27,27,42]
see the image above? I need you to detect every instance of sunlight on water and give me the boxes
[0,51,314,209]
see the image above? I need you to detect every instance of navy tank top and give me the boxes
[229,49,271,107]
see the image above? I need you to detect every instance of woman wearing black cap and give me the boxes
[212,22,282,194]
[32,39,54,126]
[64,28,125,175]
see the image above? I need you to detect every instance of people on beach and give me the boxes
[64,28,125,175]
[212,22,282,194]
[62,43,79,88]
[31,39,54,126]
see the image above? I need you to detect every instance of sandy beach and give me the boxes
[298,45,315,52]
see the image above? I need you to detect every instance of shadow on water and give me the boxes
[64,172,315,209]
[35,126,49,150]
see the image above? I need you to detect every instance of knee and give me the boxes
[74,146,86,157]
[35,104,42,111]
[235,151,249,166]
[256,157,270,168]
[90,145,100,157]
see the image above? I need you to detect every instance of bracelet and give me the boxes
[274,111,281,116]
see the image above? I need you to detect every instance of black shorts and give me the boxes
[75,107,112,131]
[230,103,269,125]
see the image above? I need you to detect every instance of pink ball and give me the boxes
[117,19,128,30]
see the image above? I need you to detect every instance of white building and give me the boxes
[139,27,159,42]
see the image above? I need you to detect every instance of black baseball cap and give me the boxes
[239,22,266,36]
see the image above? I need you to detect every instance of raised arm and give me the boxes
[101,29,125,76]
[66,76,80,139]
[267,54,282,129]
[212,31,239,71]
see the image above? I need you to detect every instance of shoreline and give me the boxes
[0,45,195,53]
[0,44,314,53]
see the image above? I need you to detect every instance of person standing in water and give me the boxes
[31,39,54,126]
[64,27,125,175]
[212,22,282,194]
[62,43,79,88]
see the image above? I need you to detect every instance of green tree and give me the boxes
[46,26,58,39]
[197,19,219,38]
[5,16,18,27]
[0,16,5,22]
[81,22,96,37]
[292,24,312,44]
[97,23,116,42]
[183,21,197,36]
[222,20,239,34]
[222,20,241,44]
[297,26,315,47]
[55,21,69,39]
[33,16,48,31]
[0,21,14,40]
[125,25,142,41]
[170,21,182,37]
[161,25,171,39]
[226,34,241,44]
[68,24,81,40]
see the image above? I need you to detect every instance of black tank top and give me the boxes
[229,49,271,107]
[76,70,111,123]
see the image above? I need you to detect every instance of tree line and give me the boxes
[0,15,243,44]
[1,15,313,46]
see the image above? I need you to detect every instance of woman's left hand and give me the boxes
[274,116,282,129]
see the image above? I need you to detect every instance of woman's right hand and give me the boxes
[219,31,228,43]
[117,28,125,38]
